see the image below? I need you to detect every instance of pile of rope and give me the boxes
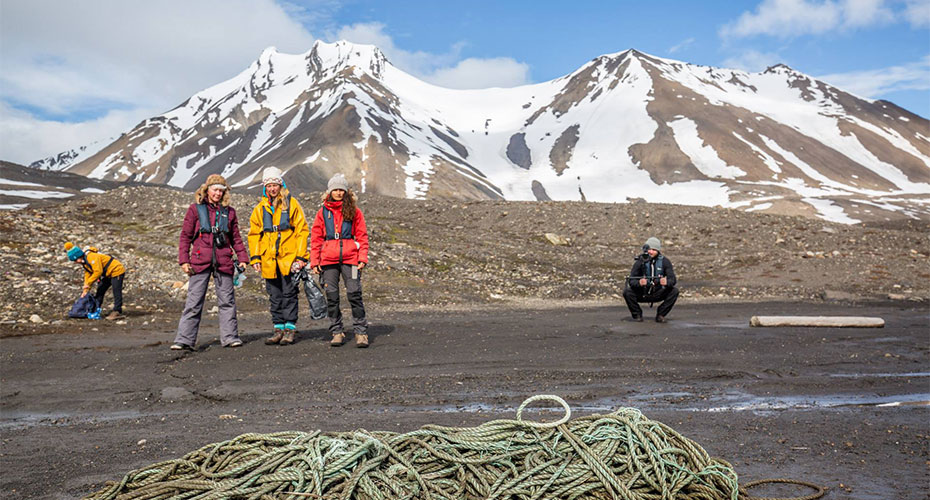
[86,395,823,500]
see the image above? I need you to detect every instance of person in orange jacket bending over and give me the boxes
[310,173,370,348]
[64,242,126,320]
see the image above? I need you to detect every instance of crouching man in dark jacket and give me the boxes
[623,237,679,323]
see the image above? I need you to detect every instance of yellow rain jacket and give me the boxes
[81,247,125,289]
[248,191,310,279]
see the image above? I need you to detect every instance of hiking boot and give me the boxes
[280,330,295,345]
[105,311,125,321]
[632,315,643,322]
[226,340,243,348]
[170,343,193,351]
[355,334,369,348]
[330,332,346,346]
[265,330,284,345]
[655,315,667,323]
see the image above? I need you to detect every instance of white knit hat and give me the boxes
[262,166,284,186]
[327,173,349,193]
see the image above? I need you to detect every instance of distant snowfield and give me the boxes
[0,178,44,187]
[0,189,73,199]
[0,203,29,210]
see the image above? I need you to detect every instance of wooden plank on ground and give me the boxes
[750,316,884,328]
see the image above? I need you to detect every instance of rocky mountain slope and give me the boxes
[0,161,126,210]
[1,184,925,333]
[31,41,930,224]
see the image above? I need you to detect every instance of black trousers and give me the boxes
[265,271,298,325]
[95,274,124,313]
[321,264,368,335]
[623,285,678,318]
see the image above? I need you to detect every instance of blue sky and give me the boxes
[1,0,927,164]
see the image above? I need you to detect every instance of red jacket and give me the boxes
[178,203,249,275]
[310,201,369,267]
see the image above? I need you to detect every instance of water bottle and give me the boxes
[233,264,246,287]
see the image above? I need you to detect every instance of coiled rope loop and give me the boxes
[86,395,822,500]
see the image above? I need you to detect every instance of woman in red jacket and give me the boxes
[310,173,370,347]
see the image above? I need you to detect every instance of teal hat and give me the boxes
[64,242,84,261]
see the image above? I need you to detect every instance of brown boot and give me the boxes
[330,332,346,346]
[265,329,284,345]
[355,334,369,348]
[280,330,295,345]
[105,311,125,321]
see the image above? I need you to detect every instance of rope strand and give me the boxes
[85,396,821,500]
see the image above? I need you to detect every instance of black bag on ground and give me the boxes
[68,294,99,319]
[298,268,327,320]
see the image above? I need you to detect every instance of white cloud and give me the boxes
[332,22,531,89]
[0,0,315,162]
[904,0,930,27]
[333,22,463,76]
[720,0,896,38]
[817,56,930,98]
[425,58,531,89]
[722,50,786,72]
[668,37,696,54]
[0,102,162,165]
[1,6,534,164]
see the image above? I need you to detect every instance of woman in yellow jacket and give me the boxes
[64,242,126,320]
[248,167,310,345]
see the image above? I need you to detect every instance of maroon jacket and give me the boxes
[178,203,248,275]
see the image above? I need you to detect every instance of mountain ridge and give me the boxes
[29,40,930,224]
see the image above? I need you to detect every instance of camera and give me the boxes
[213,231,228,248]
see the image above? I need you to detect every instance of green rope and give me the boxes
[85,395,818,500]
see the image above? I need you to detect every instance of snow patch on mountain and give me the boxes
[671,118,745,179]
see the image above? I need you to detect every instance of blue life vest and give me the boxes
[323,207,353,240]
[196,203,229,234]
[646,255,664,278]
[262,196,292,233]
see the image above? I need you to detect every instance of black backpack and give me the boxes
[68,294,99,318]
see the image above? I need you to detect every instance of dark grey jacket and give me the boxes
[626,254,677,290]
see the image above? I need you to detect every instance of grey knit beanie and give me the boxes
[644,237,661,251]
[327,173,349,193]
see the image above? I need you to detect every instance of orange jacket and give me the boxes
[247,191,310,279]
[80,247,125,290]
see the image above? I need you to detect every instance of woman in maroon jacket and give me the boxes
[172,174,250,350]
[310,173,370,347]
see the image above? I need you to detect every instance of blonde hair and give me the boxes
[267,187,291,211]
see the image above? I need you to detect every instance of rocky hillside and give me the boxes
[32,41,930,224]
[1,184,926,333]
[0,161,126,210]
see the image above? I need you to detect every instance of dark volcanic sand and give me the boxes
[1,301,928,499]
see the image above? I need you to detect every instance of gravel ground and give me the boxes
[0,185,926,335]
[0,302,927,499]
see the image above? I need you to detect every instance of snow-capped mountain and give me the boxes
[34,40,930,223]
[30,138,111,172]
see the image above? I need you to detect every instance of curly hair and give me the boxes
[320,188,357,221]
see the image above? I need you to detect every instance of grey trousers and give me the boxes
[321,264,368,335]
[174,270,240,347]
